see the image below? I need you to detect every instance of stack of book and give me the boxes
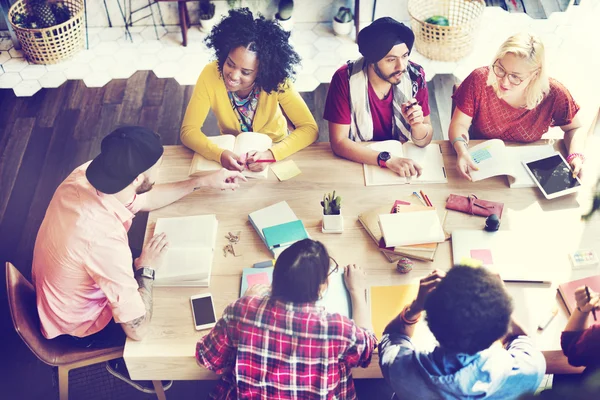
[358,199,448,262]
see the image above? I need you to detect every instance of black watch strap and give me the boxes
[134,267,155,280]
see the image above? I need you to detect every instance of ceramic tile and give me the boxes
[38,71,67,88]
[313,36,343,52]
[296,58,318,75]
[291,29,318,46]
[135,54,160,71]
[93,41,121,56]
[86,34,101,50]
[294,44,318,61]
[292,22,317,31]
[83,71,112,88]
[140,26,168,41]
[174,67,200,86]
[152,61,181,78]
[138,40,164,55]
[314,65,338,83]
[117,33,145,47]
[158,47,185,62]
[20,65,47,80]
[313,51,339,67]
[89,55,116,72]
[9,48,24,58]
[336,43,360,61]
[2,58,29,73]
[45,60,74,72]
[312,23,334,37]
[0,72,22,88]
[294,74,320,92]
[180,54,209,70]
[0,51,10,64]
[71,50,96,64]
[99,27,127,42]
[108,62,137,79]
[64,63,92,80]
[13,79,41,97]
[0,37,13,51]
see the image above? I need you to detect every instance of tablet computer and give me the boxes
[522,153,581,199]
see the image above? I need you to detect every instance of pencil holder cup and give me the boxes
[322,213,344,233]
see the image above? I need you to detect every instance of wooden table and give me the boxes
[125,140,597,382]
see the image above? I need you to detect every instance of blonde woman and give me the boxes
[449,33,585,180]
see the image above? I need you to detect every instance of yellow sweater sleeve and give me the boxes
[269,81,318,161]
[180,64,225,163]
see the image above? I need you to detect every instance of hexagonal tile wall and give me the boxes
[0,1,597,105]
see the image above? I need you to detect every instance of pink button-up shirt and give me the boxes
[32,163,146,339]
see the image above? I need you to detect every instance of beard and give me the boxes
[136,176,155,195]
[374,63,405,86]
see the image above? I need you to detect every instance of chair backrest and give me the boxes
[5,262,57,366]
[451,82,461,118]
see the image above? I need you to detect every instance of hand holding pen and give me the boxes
[575,285,599,321]
[401,98,424,126]
[245,150,275,172]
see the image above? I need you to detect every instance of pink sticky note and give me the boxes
[247,272,269,287]
[471,249,493,265]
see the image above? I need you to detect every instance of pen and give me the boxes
[404,100,418,112]
[253,159,276,163]
[420,190,432,207]
[412,192,427,206]
[586,286,597,321]
[254,260,275,268]
[537,306,558,330]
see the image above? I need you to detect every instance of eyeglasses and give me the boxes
[327,257,339,276]
[492,61,538,86]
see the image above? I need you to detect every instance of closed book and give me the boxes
[248,201,306,257]
[240,267,274,297]
[378,210,445,247]
[558,276,600,325]
[263,220,308,249]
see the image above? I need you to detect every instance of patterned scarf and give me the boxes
[228,85,260,132]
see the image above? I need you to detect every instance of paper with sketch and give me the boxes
[363,140,447,186]
[153,214,218,287]
[189,132,272,179]
[468,139,555,188]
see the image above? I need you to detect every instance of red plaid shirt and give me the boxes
[196,295,377,399]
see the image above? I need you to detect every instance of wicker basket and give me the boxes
[408,0,485,62]
[8,0,85,65]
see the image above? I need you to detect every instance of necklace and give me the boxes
[374,85,391,99]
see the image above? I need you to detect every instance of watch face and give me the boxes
[380,151,391,161]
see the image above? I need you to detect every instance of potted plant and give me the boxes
[199,0,217,33]
[332,6,353,36]
[275,0,294,32]
[321,191,343,233]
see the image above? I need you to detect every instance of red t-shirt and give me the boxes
[452,67,580,142]
[323,64,430,141]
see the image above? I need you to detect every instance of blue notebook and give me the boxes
[240,267,274,297]
[263,220,308,249]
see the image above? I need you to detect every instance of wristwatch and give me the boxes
[377,151,391,168]
[134,267,155,280]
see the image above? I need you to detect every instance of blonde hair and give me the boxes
[486,33,549,109]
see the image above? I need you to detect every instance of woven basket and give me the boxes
[408,0,485,62]
[8,0,85,65]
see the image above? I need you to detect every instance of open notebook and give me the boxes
[240,267,352,318]
[152,214,218,287]
[468,139,555,188]
[189,132,273,179]
[363,140,447,186]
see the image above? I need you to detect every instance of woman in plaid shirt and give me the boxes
[196,239,377,399]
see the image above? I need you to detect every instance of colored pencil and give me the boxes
[253,159,276,163]
[412,192,427,206]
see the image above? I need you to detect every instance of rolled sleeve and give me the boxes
[85,239,145,324]
[561,325,600,367]
[196,312,236,374]
[342,323,377,368]
[506,335,546,388]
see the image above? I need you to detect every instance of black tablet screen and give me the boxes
[526,155,580,195]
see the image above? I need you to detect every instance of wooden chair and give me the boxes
[5,262,166,400]
[156,0,195,46]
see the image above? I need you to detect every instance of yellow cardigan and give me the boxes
[180,62,318,162]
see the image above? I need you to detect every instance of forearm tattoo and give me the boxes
[126,275,154,330]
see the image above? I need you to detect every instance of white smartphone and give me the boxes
[190,293,217,331]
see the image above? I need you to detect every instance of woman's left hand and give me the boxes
[244,283,271,297]
[570,157,584,179]
[246,150,275,172]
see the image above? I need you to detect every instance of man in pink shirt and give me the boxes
[32,126,245,393]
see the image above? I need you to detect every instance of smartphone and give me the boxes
[190,293,217,331]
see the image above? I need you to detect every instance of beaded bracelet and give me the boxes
[566,153,585,164]
[401,305,422,325]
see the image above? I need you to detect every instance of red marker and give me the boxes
[253,159,276,163]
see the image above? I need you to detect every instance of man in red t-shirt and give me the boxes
[323,17,433,177]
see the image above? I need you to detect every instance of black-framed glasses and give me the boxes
[492,61,538,86]
[328,257,339,276]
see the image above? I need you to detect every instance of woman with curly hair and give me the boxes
[180,8,318,172]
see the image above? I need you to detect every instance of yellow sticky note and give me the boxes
[459,257,484,268]
[271,160,301,181]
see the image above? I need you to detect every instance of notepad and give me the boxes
[369,284,419,339]
[558,275,600,325]
[363,141,447,186]
[240,267,274,297]
[271,160,301,181]
[188,132,272,179]
[378,209,445,247]
[153,214,218,287]
[263,220,308,249]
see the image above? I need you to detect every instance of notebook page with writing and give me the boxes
[233,132,273,179]
[403,143,447,183]
[189,135,236,176]
[469,139,511,182]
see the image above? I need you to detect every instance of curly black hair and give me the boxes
[204,8,301,94]
[425,265,514,355]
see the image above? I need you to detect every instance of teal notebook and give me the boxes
[239,267,352,318]
[262,220,308,249]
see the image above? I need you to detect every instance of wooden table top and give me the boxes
[124,140,597,380]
